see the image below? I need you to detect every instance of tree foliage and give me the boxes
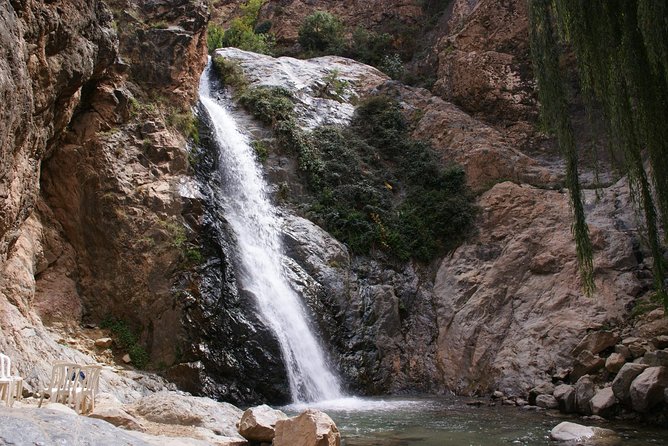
[528,0,668,305]
[298,11,345,53]
[207,0,274,54]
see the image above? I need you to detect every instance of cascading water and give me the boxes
[198,61,342,403]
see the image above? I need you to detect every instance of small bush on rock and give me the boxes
[212,56,248,91]
[238,86,295,125]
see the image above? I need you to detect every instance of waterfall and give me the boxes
[198,61,342,403]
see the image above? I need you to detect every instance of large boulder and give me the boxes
[129,391,243,438]
[433,180,638,397]
[629,366,668,412]
[535,394,558,409]
[611,363,649,402]
[572,331,620,356]
[574,375,596,415]
[238,404,288,442]
[550,421,618,444]
[274,409,340,446]
[553,384,576,413]
[571,350,605,381]
[589,387,617,418]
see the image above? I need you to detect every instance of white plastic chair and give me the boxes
[72,364,102,414]
[0,353,23,407]
[39,362,102,414]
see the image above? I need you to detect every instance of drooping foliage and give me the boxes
[528,0,668,305]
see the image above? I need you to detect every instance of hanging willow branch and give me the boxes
[528,0,595,295]
[528,0,668,307]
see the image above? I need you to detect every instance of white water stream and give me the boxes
[198,62,342,403]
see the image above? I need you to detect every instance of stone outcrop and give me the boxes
[0,407,153,446]
[2,389,251,445]
[274,409,341,446]
[434,0,535,138]
[238,404,288,442]
[434,179,640,396]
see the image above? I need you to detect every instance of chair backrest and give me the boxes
[48,362,82,396]
[0,354,10,379]
[79,364,102,393]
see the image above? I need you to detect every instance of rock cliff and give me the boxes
[0,0,208,394]
[0,0,665,418]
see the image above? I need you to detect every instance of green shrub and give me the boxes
[207,23,225,52]
[298,11,344,53]
[303,96,476,261]
[222,18,275,55]
[212,56,248,90]
[208,0,274,55]
[379,53,405,79]
[238,86,295,125]
[254,20,272,34]
[251,139,270,162]
[167,110,199,144]
[349,27,394,66]
[100,318,150,369]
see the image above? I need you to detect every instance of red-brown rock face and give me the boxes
[434,180,642,396]
[256,0,424,46]
[0,0,208,385]
[433,0,536,140]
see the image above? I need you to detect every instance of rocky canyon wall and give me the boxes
[0,0,664,410]
[208,0,663,402]
[0,0,209,393]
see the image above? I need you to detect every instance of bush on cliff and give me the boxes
[305,97,476,260]
[207,0,274,54]
[298,11,345,54]
[236,87,476,261]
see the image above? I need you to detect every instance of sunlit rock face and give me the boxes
[214,48,388,128]
[434,180,642,396]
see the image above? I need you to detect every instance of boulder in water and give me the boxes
[274,409,340,446]
[550,421,618,444]
[238,404,288,441]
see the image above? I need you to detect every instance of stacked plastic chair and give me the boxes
[0,353,23,407]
